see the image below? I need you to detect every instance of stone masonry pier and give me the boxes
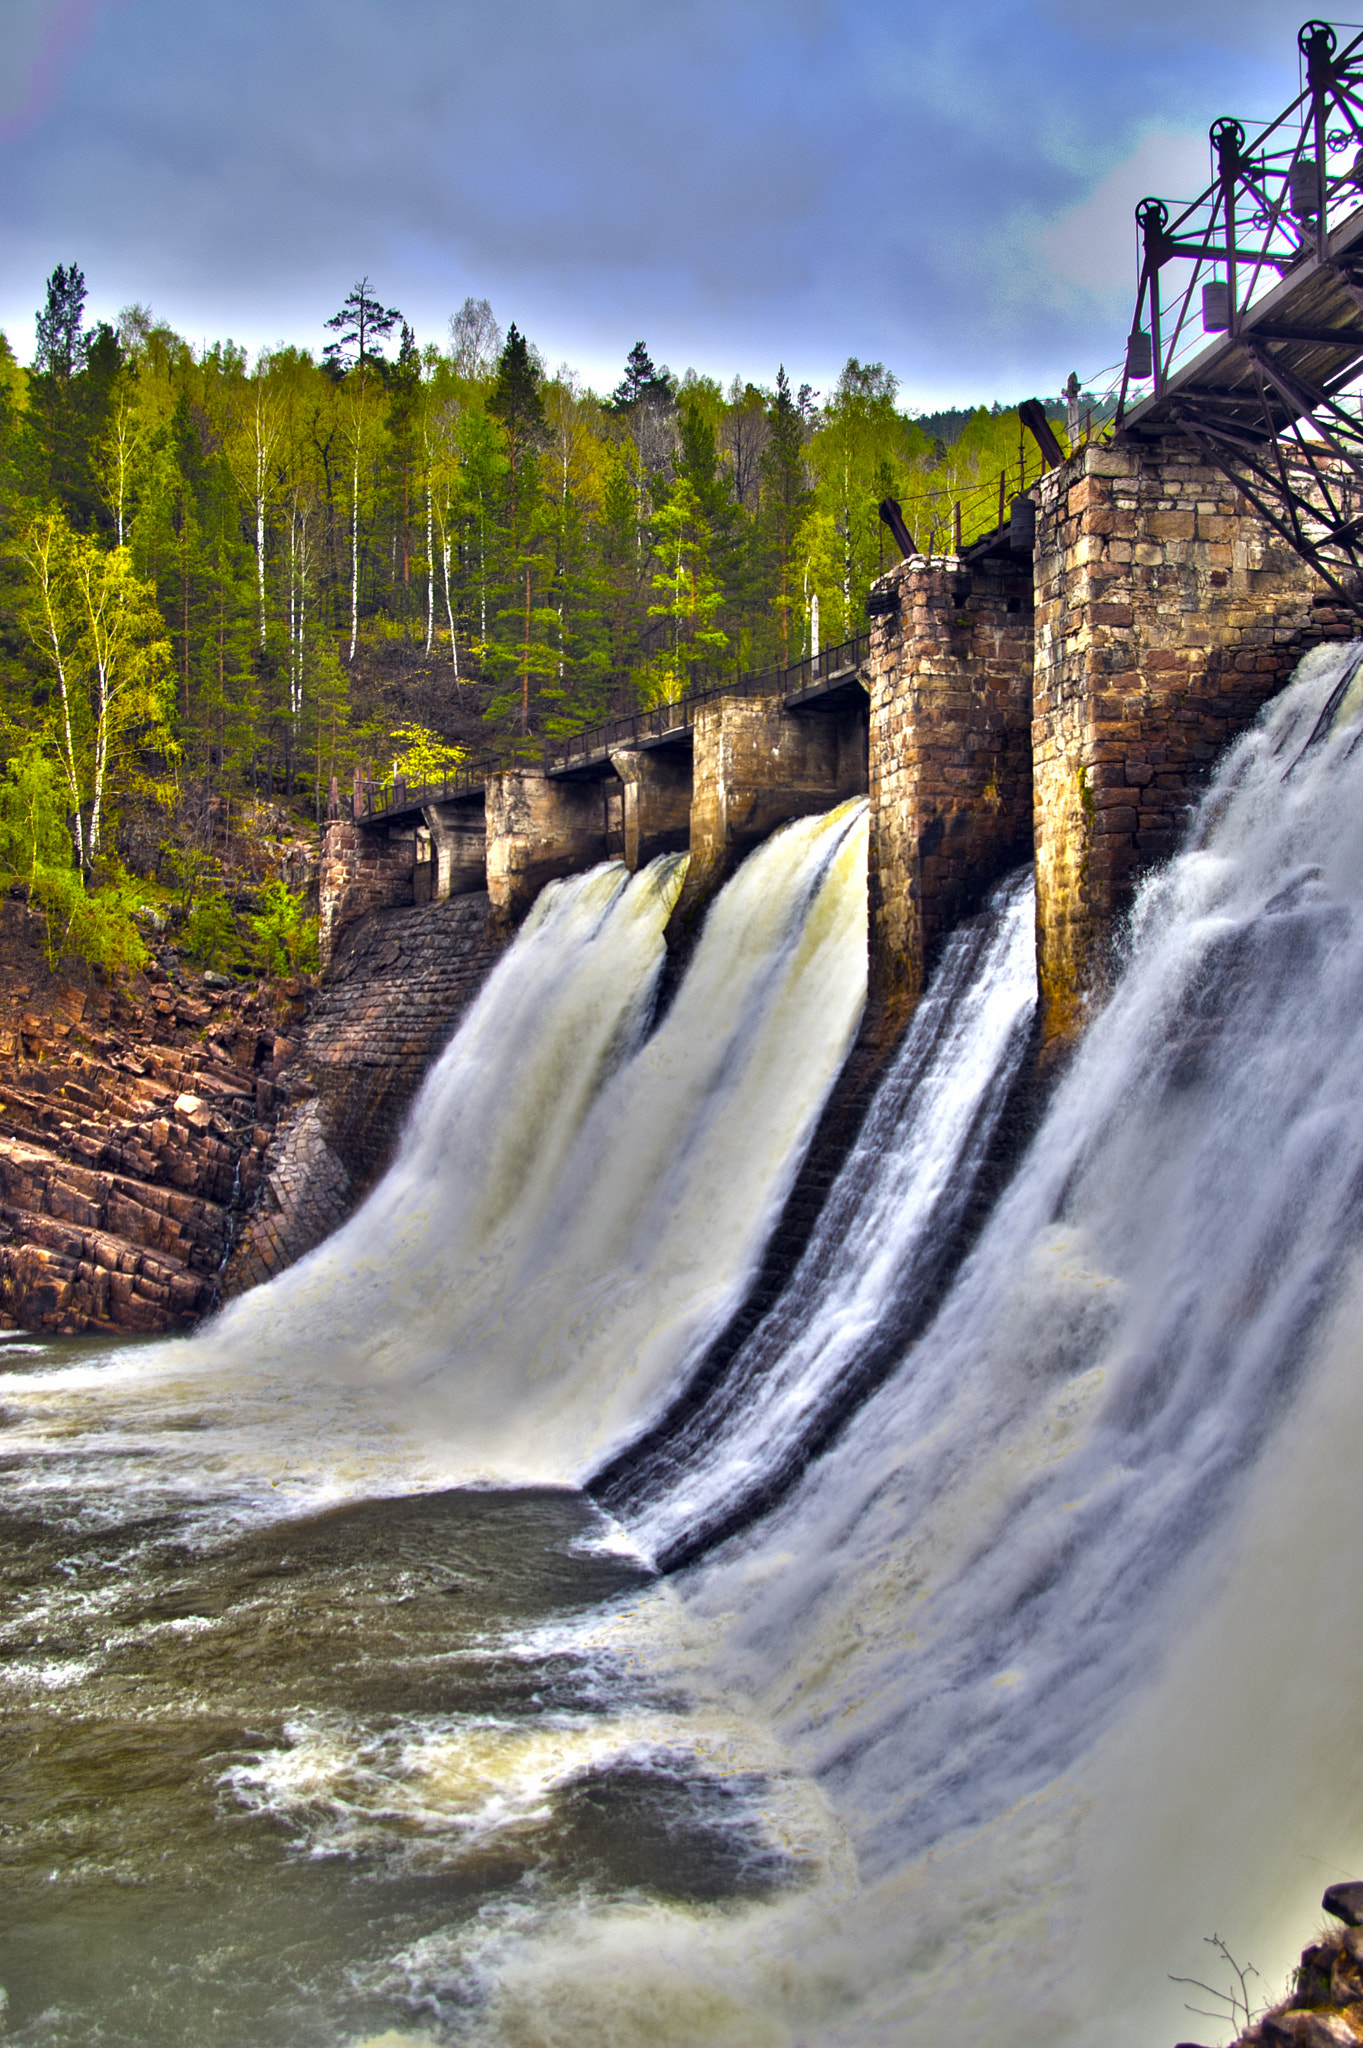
[1031,440,1349,1049]
[314,432,1357,1081]
[668,692,868,948]
[865,553,1035,1047]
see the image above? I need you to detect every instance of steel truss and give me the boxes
[1114,20,1363,610]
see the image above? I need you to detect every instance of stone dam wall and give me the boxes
[320,436,1352,1075]
[9,432,1347,1333]
[221,894,509,1293]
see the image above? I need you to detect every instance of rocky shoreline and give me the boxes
[0,886,511,1337]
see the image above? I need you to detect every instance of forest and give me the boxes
[0,264,1085,974]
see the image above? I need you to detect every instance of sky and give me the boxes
[0,0,1335,408]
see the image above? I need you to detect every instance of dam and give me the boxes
[8,638,1363,2048]
[321,433,1348,1048]
[9,19,1363,2045]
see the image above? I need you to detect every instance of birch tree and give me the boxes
[22,510,173,871]
[227,359,285,650]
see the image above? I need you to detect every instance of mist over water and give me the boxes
[6,649,1363,2044]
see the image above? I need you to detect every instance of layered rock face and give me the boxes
[222,893,508,1292]
[0,901,305,1335]
[0,887,510,1332]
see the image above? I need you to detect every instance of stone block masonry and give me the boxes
[319,820,418,968]
[866,555,1035,1046]
[223,892,510,1291]
[1032,438,1351,1051]
[484,770,608,925]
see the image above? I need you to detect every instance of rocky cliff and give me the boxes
[0,899,305,1334]
[0,887,511,1335]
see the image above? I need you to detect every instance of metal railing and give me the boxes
[358,754,501,822]
[358,633,872,820]
[1116,19,1363,418]
[542,633,871,774]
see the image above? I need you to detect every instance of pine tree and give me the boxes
[647,476,728,699]
[29,265,123,533]
[762,367,810,664]
[486,323,547,519]
[322,278,402,375]
[323,280,402,659]
[33,264,88,381]
[610,341,672,412]
[385,323,421,622]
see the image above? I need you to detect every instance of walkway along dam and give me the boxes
[316,432,1351,1067]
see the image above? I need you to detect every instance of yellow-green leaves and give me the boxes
[21,507,174,870]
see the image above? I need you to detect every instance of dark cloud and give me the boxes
[0,0,1332,401]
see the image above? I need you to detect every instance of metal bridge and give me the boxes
[1116,19,1363,607]
[354,25,1363,831]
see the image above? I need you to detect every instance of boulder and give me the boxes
[1324,1886,1363,1930]
[1262,2009,1363,2048]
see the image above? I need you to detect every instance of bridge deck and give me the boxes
[1122,203,1363,445]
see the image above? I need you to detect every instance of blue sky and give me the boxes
[0,0,1328,406]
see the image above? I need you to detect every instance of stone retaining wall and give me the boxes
[318,820,417,968]
[223,893,508,1291]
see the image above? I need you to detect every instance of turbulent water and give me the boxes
[208,797,869,1483]
[7,648,1363,2046]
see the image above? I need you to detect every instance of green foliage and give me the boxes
[21,505,174,869]
[46,864,151,978]
[0,265,1086,877]
[0,740,75,878]
[487,323,546,478]
[0,741,148,975]
[182,892,242,972]
[647,476,728,692]
[389,723,466,788]
[247,879,318,977]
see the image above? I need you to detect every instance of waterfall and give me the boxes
[204,799,870,1486]
[596,865,1037,1569]
[687,645,1363,1865]
[15,645,1363,2048]
[447,641,1363,2048]
[605,638,1363,2043]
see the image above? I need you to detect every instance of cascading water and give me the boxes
[595,865,1037,1569]
[685,643,1363,1880]
[205,796,869,1483]
[8,645,1363,2048]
